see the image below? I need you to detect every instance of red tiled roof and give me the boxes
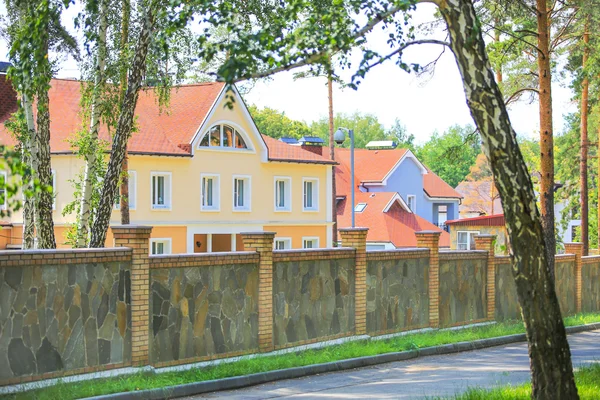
[423,168,463,199]
[0,78,223,156]
[0,78,333,164]
[336,148,408,182]
[337,192,449,247]
[334,148,461,199]
[446,214,505,226]
[262,135,336,165]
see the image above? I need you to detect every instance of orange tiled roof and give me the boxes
[337,192,449,247]
[336,148,408,182]
[334,148,461,199]
[0,78,334,164]
[423,168,463,199]
[261,135,336,165]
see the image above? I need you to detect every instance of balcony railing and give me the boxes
[436,223,449,232]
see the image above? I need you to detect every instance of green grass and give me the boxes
[454,363,600,399]
[3,313,600,400]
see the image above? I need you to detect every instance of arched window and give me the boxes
[199,124,249,149]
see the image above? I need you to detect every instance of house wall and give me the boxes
[263,225,327,249]
[449,225,509,254]
[4,95,332,251]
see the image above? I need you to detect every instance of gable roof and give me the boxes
[334,148,462,199]
[337,191,450,247]
[0,77,333,165]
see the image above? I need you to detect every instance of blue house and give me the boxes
[336,147,462,248]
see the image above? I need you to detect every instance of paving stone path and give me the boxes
[189,329,600,399]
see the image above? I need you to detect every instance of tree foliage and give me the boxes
[415,125,479,188]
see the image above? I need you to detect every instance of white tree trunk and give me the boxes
[21,93,36,249]
[77,0,109,247]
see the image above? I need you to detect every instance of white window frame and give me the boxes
[114,170,137,211]
[302,178,319,212]
[150,238,172,255]
[457,230,480,250]
[355,202,367,213]
[232,175,251,212]
[150,172,172,211]
[0,171,6,210]
[274,176,292,212]
[201,173,220,212]
[407,194,416,213]
[274,237,292,250]
[302,237,319,249]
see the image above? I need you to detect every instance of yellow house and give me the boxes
[0,76,335,253]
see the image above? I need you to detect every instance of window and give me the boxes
[354,203,367,212]
[274,177,291,211]
[303,237,319,249]
[151,172,172,210]
[233,176,251,211]
[114,171,137,210]
[201,174,220,211]
[199,124,249,149]
[274,238,292,250]
[303,178,319,211]
[0,171,6,210]
[407,195,416,212]
[457,231,479,250]
[150,239,172,255]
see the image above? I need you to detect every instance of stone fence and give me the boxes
[0,227,597,386]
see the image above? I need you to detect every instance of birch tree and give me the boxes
[204,0,580,395]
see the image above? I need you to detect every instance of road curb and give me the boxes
[86,322,600,400]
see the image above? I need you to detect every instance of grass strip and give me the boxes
[453,363,600,399]
[4,312,600,400]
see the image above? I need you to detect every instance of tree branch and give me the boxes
[233,2,409,82]
[505,87,539,105]
[366,39,450,71]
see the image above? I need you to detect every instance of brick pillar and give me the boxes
[475,234,497,321]
[241,231,276,352]
[111,225,152,366]
[564,242,583,313]
[339,228,368,335]
[416,231,441,328]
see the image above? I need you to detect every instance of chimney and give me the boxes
[299,136,324,156]
[0,71,18,122]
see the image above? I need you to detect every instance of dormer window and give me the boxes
[199,124,248,149]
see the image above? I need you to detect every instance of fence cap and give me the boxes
[474,234,496,238]
[338,227,369,232]
[239,231,277,236]
[415,230,442,235]
[110,225,153,230]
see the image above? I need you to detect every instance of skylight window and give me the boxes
[355,203,367,212]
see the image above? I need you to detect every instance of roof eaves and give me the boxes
[268,157,338,165]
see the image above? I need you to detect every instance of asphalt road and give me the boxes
[187,329,600,399]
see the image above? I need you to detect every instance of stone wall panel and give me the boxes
[0,262,131,381]
[150,264,259,364]
[439,257,487,326]
[494,262,520,321]
[555,260,576,316]
[582,261,600,312]
[366,257,429,335]
[273,258,355,348]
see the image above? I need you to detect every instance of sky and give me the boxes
[0,3,577,145]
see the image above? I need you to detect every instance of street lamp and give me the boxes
[334,127,355,228]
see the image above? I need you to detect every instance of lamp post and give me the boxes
[334,127,355,228]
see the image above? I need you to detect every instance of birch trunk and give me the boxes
[21,94,35,249]
[579,19,589,255]
[34,81,56,248]
[119,0,131,225]
[77,0,109,247]
[435,0,578,397]
[89,3,156,248]
[536,0,556,273]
